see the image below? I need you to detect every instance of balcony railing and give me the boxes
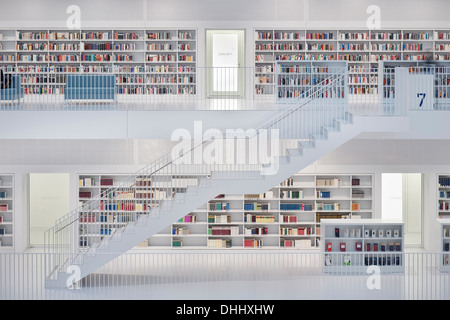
[1,63,448,112]
[0,251,449,300]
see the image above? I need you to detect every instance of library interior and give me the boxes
[0,0,450,301]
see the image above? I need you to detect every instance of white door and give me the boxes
[206,30,245,97]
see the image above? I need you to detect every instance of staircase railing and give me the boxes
[44,65,349,281]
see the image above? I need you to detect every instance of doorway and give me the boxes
[381,173,423,247]
[29,173,70,247]
[206,29,245,98]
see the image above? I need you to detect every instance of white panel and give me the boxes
[29,173,70,246]
[147,0,304,21]
[0,0,144,22]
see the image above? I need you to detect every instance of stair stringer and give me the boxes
[45,116,377,289]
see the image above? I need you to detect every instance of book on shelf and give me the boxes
[172,239,183,247]
[79,177,94,187]
[209,226,239,236]
[280,203,312,211]
[316,202,340,211]
[80,214,96,223]
[208,239,231,248]
[100,178,114,186]
[280,178,294,187]
[317,178,341,187]
[280,226,312,236]
[244,239,262,248]
[0,204,7,211]
[0,191,6,199]
[352,190,364,198]
[244,202,270,211]
[172,227,189,235]
[245,226,268,235]
[79,191,92,199]
[208,215,231,224]
[316,190,331,198]
[280,190,303,199]
[209,202,230,211]
[352,203,361,211]
[178,215,196,223]
[280,214,297,223]
[244,214,275,223]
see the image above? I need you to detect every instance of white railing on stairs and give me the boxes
[44,64,351,281]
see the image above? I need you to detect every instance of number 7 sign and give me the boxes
[417,93,426,108]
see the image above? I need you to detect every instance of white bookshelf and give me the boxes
[0,28,197,96]
[321,219,404,273]
[438,174,450,219]
[77,173,373,250]
[439,219,450,272]
[0,174,14,249]
[254,28,450,98]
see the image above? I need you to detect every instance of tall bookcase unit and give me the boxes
[322,219,404,273]
[275,61,348,101]
[0,29,197,97]
[437,175,450,219]
[149,174,374,250]
[77,173,202,249]
[254,29,450,99]
[0,174,14,249]
[439,220,450,272]
[77,173,373,250]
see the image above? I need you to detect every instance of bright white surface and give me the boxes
[382,173,403,221]
[29,174,70,246]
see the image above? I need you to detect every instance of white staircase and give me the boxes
[43,68,408,288]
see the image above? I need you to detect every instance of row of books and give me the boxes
[99,202,148,212]
[316,191,331,198]
[440,190,450,198]
[245,227,268,235]
[208,215,231,224]
[279,190,304,199]
[280,203,313,211]
[280,239,312,248]
[326,242,401,252]
[209,202,230,211]
[439,177,450,187]
[172,227,189,235]
[348,76,378,84]
[244,214,275,223]
[316,178,341,187]
[325,255,402,267]
[209,226,239,236]
[316,202,341,211]
[280,226,312,236]
[244,203,270,211]
[207,239,231,248]
[352,190,365,198]
[349,87,379,95]
[244,239,262,248]
[178,215,196,223]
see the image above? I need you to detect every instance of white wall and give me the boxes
[1,0,449,28]
[29,173,70,246]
